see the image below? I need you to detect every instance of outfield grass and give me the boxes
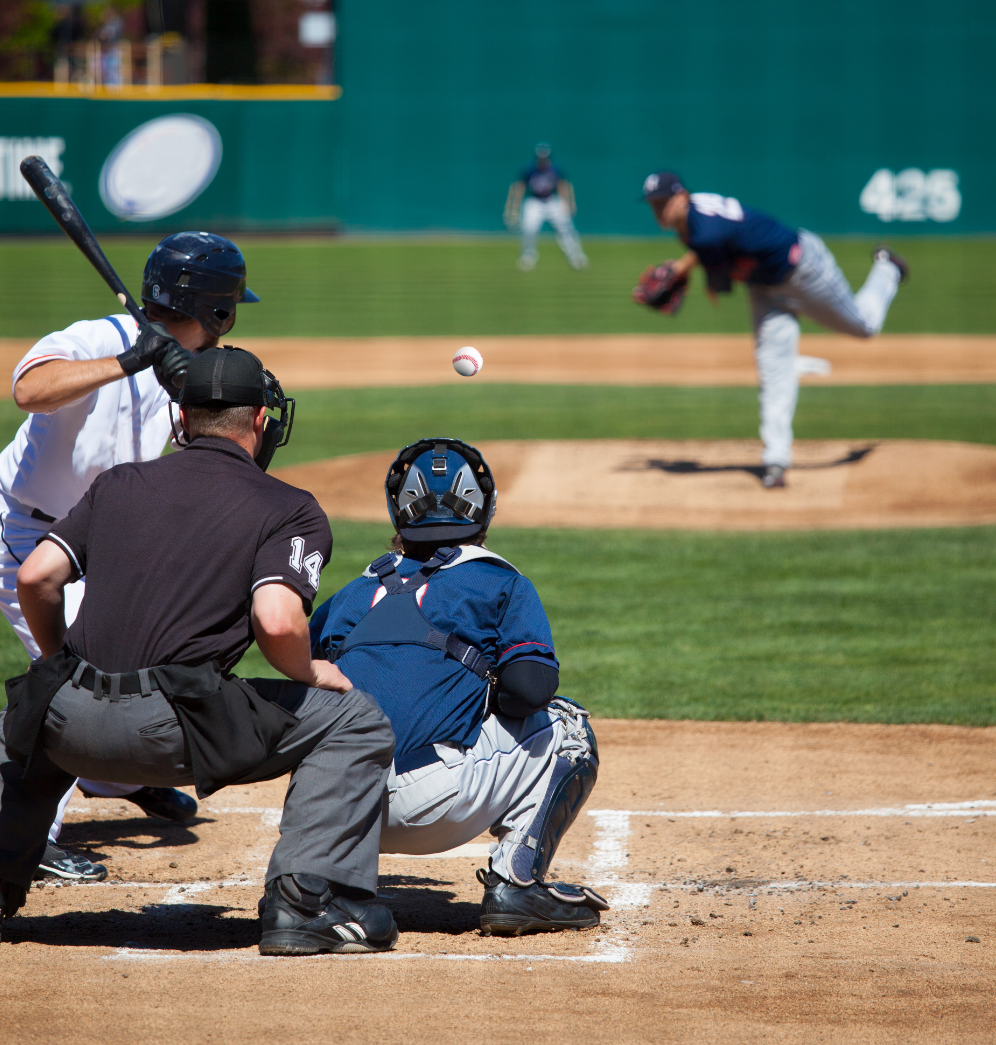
[229,522,996,725]
[1,236,994,338]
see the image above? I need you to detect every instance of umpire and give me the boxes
[0,347,398,956]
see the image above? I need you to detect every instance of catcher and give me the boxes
[633,171,907,488]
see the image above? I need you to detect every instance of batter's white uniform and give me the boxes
[0,314,174,839]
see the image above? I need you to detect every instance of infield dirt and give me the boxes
[1,721,993,1044]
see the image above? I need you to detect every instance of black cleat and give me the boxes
[1,879,27,922]
[33,842,108,882]
[123,786,198,822]
[258,874,399,956]
[872,245,908,283]
[477,867,608,936]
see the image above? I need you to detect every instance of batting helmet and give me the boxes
[385,438,496,542]
[141,232,259,337]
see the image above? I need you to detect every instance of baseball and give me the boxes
[452,346,483,377]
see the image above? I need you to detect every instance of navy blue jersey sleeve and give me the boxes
[495,575,558,669]
[310,576,375,659]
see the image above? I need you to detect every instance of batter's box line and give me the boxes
[589,802,996,819]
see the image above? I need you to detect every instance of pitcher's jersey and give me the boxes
[685,193,799,288]
[521,163,564,200]
[310,547,558,758]
[0,315,173,520]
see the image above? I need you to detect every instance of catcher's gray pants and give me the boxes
[380,700,596,882]
[749,229,901,467]
[0,677,394,893]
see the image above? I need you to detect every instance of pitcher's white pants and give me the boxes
[381,700,595,883]
[0,502,142,843]
[748,230,901,468]
[519,197,587,269]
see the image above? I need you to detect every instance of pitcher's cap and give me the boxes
[641,170,684,202]
[180,345,269,407]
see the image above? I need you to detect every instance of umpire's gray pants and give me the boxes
[0,678,394,894]
[749,230,901,467]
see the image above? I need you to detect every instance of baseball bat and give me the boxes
[19,155,147,329]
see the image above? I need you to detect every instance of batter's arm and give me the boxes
[14,356,129,414]
[504,180,525,228]
[17,539,76,659]
[252,583,353,692]
[558,179,577,216]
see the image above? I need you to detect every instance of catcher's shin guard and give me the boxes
[506,698,598,887]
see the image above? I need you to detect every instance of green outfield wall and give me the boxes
[1,0,992,235]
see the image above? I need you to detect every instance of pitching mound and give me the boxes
[273,438,996,530]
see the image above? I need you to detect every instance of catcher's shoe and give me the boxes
[33,842,108,882]
[872,245,909,283]
[123,786,198,822]
[258,873,399,956]
[762,465,786,489]
[477,868,608,936]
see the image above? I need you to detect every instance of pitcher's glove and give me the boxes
[631,262,688,315]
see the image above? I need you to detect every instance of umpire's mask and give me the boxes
[176,346,295,472]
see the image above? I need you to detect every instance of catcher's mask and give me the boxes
[385,438,496,542]
[174,345,295,472]
[142,231,259,338]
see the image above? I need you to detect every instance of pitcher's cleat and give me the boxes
[33,842,108,882]
[762,464,786,489]
[258,874,399,956]
[477,867,608,936]
[872,245,909,283]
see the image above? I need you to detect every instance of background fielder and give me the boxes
[310,438,607,936]
[504,143,588,271]
[636,171,907,488]
[0,231,257,880]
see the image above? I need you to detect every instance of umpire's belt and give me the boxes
[71,660,156,701]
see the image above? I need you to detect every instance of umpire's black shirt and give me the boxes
[45,436,332,673]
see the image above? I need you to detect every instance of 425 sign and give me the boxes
[859,168,961,223]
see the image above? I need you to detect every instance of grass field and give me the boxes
[1,236,995,337]
[1,384,994,466]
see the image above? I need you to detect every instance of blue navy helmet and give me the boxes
[385,438,496,542]
[141,231,259,337]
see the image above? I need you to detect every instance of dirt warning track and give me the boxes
[274,438,996,531]
[1,721,992,1044]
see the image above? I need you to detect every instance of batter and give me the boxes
[0,231,257,879]
[638,171,907,487]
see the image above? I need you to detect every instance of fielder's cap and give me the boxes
[641,170,684,202]
[535,142,552,158]
[180,345,270,407]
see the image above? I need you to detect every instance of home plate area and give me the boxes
[2,720,994,1044]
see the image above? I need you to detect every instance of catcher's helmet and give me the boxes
[385,438,496,542]
[142,232,259,337]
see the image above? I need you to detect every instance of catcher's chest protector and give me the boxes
[333,548,495,685]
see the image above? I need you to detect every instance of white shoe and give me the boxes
[517,254,537,271]
[570,254,589,270]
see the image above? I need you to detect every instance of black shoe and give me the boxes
[762,464,786,489]
[122,787,198,822]
[258,874,399,956]
[873,245,908,283]
[1,879,26,920]
[33,842,108,882]
[477,868,608,936]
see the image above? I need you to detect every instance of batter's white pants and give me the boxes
[519,197,588,269]
[0,501,142,843]
[380,700,596,883]
[748,230,901,468]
